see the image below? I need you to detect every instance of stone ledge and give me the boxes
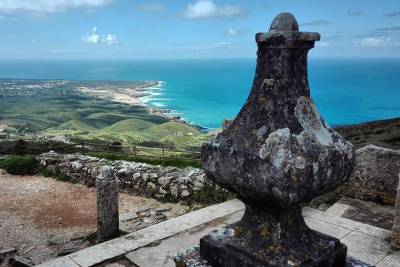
[303,207,392,238]
[37,199,245,267]
[38,198,400,267]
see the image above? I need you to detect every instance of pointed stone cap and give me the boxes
[97,166,116,182]
[256,12,320,43]
[269,12,299,33]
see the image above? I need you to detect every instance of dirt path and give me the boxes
[0,172,187,265]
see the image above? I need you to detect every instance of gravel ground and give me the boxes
[0,171,187,265]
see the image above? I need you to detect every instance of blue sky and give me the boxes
[0,0,400,59]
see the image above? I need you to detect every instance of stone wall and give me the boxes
[38,145,400,205]
[339,145,400,205]
[38,151,218,202]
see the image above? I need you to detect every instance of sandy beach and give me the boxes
[75,80,163,107]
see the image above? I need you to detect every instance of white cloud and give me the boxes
[358,37,395,47]
[0,0,112,14]
[226,28,238,36]
[104,34,119,45]
[83,27,101,44]
[184,0,243,19]
[82,27,119,46]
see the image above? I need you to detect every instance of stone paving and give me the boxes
[38,199,400,267]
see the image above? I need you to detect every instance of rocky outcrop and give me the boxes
[340,145,400,205]
[38,151,217,201]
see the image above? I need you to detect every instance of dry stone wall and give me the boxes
[340,145,400,205]
[38,151,215,201]
[37,145,400,205]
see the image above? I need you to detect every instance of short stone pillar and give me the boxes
[392,173,400,249]
[176,12,354,267]
[96,166,119,242]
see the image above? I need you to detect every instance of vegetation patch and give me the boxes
[191,185,236,206]
[0,155,39,175]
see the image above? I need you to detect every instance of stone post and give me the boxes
[96,166,119,243]
[392,173,400,249]
[176,12,354,267]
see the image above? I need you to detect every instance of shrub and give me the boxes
[40,166,77,183]
[0,155,39,175]
[192,185,235,205]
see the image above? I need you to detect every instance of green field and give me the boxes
[0,79,210,151]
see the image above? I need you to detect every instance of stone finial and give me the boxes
[269,12,299,32]
[176,12,354,267]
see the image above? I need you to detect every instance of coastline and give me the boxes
[76,80,209,132]
[76,80,162,107]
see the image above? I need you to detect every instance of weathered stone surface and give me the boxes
[202,19,353,211]
[392,172,400,249]
[176,248,373,267]
[199,207,347,267]
[96,166,120,243]
[38,151,218,201]
[269,12,299,33]
[178,12,353,267]
[340,145,400,205]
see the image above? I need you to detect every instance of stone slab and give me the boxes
[35,257,81,267]
[341,231,391,265]
[125,211,244,267]
[125,207,378,267]
[303,207,392,238]
[37,199,245,267]
[304,216,352,239]
[377,251,400,267]
[325,203,352,217]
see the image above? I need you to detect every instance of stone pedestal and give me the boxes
[176,12,354,267]
[96,166,119,243]
[199,206,347,267]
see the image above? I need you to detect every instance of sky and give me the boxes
[0,0,400,59]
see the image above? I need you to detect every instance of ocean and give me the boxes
[0,58,399,129]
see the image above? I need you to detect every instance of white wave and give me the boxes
[151,102,167,108]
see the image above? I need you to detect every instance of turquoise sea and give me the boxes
[0,58,399,129]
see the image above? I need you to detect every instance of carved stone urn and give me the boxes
[176,12,354,267]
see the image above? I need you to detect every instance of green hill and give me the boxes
[102,119,156,133]
[58,120,97,131]
[145,122,200,140]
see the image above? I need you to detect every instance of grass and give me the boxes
[58,119,97,131]
[145,122,200,139]
[102,119,156,132]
